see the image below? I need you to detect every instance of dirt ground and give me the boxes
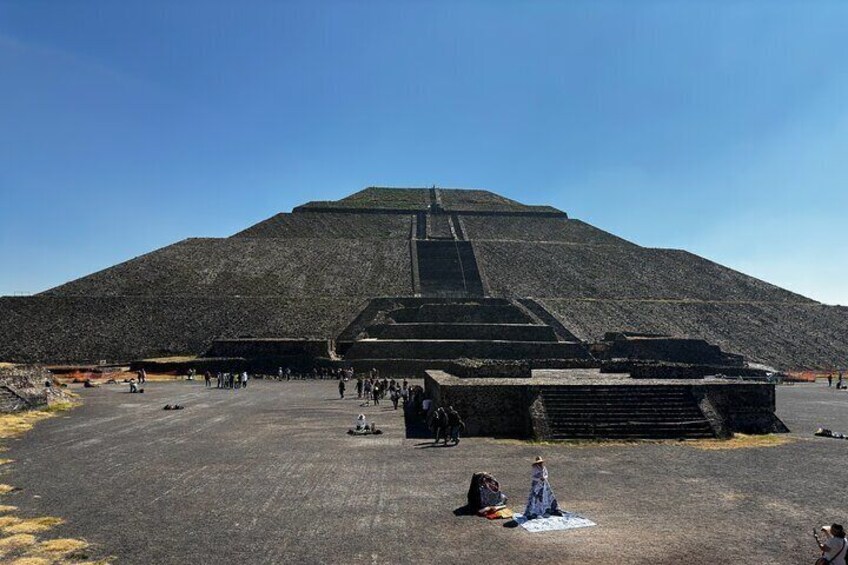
[1,380,846,564]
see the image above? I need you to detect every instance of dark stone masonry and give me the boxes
[1,186,844,369]
[0,186,842,437]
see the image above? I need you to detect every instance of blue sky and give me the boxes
[1,1,846,304]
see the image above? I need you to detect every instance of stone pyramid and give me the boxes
[1,187,845,369]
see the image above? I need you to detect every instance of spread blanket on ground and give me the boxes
[513,512,596,533]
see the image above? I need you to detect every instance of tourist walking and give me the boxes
[828,373,834,387]
[339,379,346,399]
[447,406,464,445]
[204,371,211,388]
[241,371,249,388]
[372,382,380,405]
[523,456,561,519]
[356,378,363,399]
[432,407,447,445]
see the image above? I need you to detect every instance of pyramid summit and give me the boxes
[0,186,845,370]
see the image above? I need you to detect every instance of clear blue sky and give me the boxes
[1,1,846,304]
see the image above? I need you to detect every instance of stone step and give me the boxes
[344,339,593,361]
[538,384,716,439]
[366,323,558,342]
[548,430,715,440]
[546,413,705,421]
[416,241,484,297]
[389,303,532,324]
[541,388,694,396]
[548,419,713,429]
[545,406,704,415]
[543,395,704,408]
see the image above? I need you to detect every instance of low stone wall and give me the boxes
[205,339,332,360]
[630,363,771,379]
[447,359,531,378]
[600,337,744,366]
[694,383,788,434]
[424,372,532,437]
[130,357,247,374]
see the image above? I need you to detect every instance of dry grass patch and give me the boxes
[0,484,18,494]
[44,402,76,413]
[0,516,22,527]
[0,458,13,466]
[10,557,51,565]
[0,505,18,513]
[0,411,55,440]
[32,537,89,555]
[684,433,793,451]
[4,516,64,534]
[0,402,78,441]
[0,533,37,551]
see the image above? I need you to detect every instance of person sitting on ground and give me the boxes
[816,524,847,565]
[348,413,381,435]
[354,413,369,431]
[467,472,509,515]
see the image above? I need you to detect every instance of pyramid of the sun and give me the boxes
[0,187,845,369]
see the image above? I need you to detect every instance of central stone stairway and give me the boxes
[540,385,717,439]
[334,193,593,375]
[336,297,593,376]
[415,241,484,297]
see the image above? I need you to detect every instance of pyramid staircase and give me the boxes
[335,191,593,374]
[539,385,717,439]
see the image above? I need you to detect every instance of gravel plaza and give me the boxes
[1,379,846,564]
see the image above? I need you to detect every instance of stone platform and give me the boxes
[425,369,788,440]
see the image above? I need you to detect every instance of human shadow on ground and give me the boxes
[502,520,519,528]
[413,441,456,449]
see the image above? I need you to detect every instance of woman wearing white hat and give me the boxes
[523,456,561,519]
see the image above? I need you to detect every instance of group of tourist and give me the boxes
[206,371,249,389]
[428,405,465,445]
[354,375,409,409]
[826,371,846,389]
[275,366,355,380]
